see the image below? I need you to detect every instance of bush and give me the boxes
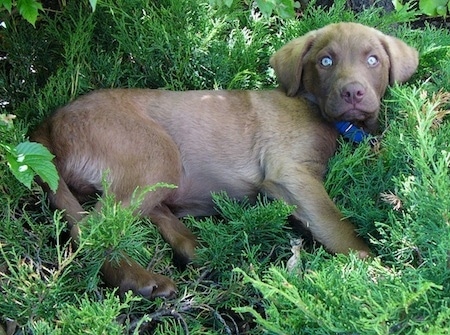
[1,0,449,334]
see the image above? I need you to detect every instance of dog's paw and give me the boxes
[357,249,372,260]
[102,255,177,299]
[123,272,177,299]
[173,236,198,267]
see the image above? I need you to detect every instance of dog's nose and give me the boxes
[341,82,365,104]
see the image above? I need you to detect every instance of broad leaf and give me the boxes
[6,141,59,192]
[0,0,13,12]
[89,0,97,11]
[17,0,43,26]
[256,0,274,17]
[419,0,448,16]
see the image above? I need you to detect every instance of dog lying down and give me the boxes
[31,22,418,298]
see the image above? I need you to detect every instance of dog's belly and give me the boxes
[167,162,263,218]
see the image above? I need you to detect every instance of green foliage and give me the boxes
[210,0,300,19]
[88,0,97,11]
[3,141,58,192]
[79,181,177,275]
[417,44,450,91]
[96,0,278,91]
[374,87,450,273]
[28,292,138,334]
[1,114,59,192]
[394,0,450,17]
[1,0,449,333]
[0,185,171,329]
[0,211,83,326]
[419,0,450,17]
[191,193,294,278]
[0,0,43,26]
[0,0,97,26]
[54,292,136,335]
[236,256,443,334]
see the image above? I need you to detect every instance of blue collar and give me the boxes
[334,121,370,144]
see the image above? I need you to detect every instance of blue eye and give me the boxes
[320,56,333,67]
[367,55,378,66]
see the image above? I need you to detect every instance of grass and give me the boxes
[1,0,449,334]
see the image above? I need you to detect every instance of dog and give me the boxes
[31,22,418,298]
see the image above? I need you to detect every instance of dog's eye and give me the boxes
[320,56,333,67]
[367,55,379,66]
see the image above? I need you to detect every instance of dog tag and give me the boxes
[334,121,369,144]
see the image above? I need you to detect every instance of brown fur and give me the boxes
[31,23,418,298]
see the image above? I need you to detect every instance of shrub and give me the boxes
[1,0,449,334]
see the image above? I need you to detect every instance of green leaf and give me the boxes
[256,0,274,17]
[419,0,448,16]
[6,153,35,191]
[436,5,447,16]
[392,0,404,11]
[89,0,97,11]
[276,0,297,19]
[6,141,59,192]
[0,0,13,12]
[255,0,297,19]
[17,0,43,26]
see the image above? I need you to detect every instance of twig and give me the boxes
[198,304,235,335]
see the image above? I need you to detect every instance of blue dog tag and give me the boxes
[334,121,370,144]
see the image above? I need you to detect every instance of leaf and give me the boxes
[436,5,447,16]
[275,0,297,19]
[256,0,274,17]
[392,0,404,11]
[17,0,43,26]
[0,0,13,12]
[6,141,59,192]
[419,0,448,16]
[89,0,97,11]
[6,154,35,190]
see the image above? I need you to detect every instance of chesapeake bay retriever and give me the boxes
[31,22,418,298]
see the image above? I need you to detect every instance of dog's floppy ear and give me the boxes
[270,31,317,97]
[380,34,419,85]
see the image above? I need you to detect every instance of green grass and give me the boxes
[1,0,450,334]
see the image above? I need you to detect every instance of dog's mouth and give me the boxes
[323,107,377,133]
[339,107,371,122]
[323,107,369,124]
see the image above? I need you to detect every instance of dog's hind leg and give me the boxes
[46,177,87,250]
[101,254,177,298]
[45,173,178,299]
[38,116,184,298]
[91,123,186,298]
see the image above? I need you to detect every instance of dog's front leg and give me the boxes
[146,205,198,266]
[263,172,371,258]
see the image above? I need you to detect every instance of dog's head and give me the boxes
[270,22,418,132]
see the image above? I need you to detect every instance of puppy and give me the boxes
[31,22,418,298]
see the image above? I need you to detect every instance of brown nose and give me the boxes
[341,82,365,104]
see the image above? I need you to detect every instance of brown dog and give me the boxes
[31,23,418,298]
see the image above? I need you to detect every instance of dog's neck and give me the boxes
[302,92,318,104]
